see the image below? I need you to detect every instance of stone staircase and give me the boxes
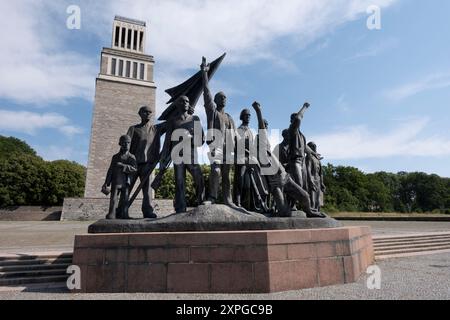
[374,232,450,260]
[0,252,72,287]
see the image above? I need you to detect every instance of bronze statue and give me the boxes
[252,101,325,218]
[306,142,326,212]
[153,96,205,213]
[234,109,270,212]
[102,135,137,220]
[234,109,254,208]
[273,129,290,171]
[201,57,237,208]
[288,104,310,191]
[127,106,162,219]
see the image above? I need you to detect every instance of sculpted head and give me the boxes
[291,113,302,126]
[307,141,317,153]
[175,96,190,114]
[138,106,153,123]
[282,129,289,143]
[263,119,269,130]
[214,92,227,110]
[119,134,131,152]
[240,109,251,125]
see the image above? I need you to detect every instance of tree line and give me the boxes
[0,136,85,207]
[0,135,449,213]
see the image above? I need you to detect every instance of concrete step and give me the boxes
[0,268,68,279]
[0,275,69,286]
[373,235,450,243]
[374,233,450,259]
[374,240,450,249]
[0,253,72,286]
[0,253,72,261]
[0,258,72,267]
[376,244,450,256]
[0,263,71,273]
[375,243,450,253]
[373,233,450,243]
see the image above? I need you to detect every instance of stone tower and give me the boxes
[84,16,156,198]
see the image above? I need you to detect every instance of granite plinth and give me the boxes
[72,226,374,293]
[88,204,341,233]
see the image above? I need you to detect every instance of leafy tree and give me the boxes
[0,136,37,159]
[0,136,85,207]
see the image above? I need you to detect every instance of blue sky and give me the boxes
[1,0,449,177]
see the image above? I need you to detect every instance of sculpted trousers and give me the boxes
[209,163,233,204]
[309,178,321,211]
[108,186,129,219]
[129,163,154,217]
[289,159,306,190]
[174,163,205,213]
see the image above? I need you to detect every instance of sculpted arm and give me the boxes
[201,57,215,112]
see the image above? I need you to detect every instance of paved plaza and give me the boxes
[1,220,450,254]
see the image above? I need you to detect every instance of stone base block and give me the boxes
[72,226,374,293]
[61,198,175,221]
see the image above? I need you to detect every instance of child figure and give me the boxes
[102,135,137,220]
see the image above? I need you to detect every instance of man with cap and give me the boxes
[127,106,162,218]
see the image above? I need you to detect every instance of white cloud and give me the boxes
[0,2,96,104]
[0,110,83,136]
[90,0,397,68]
[34,145,77,162]
[0,0,398,106]
[345,37,398,61]
[312,118,450,160]
[385,72,450,101]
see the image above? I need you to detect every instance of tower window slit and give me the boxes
[114,27,120,47]
[140,63,145,80]
[111,58,117,75]
[139,31,144,51]
[127,29,132,49]
[133,62,138,78]
[121,28,126,48]
[126,61,131,78]
[133,30,138,50]
[119,60,124,76]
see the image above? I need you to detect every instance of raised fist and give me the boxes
[200,57,210,72]
[252,101,261,111]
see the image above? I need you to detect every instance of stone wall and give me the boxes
[61,198,174,221]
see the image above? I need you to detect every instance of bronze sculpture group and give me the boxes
[102,55,326,220]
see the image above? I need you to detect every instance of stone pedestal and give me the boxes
[72,226,374,293]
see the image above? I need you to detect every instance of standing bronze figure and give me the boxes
[154,96,205,213]
[234,109,254,208]
[201,57,237,207]
[306,142,326,212]
[288,103,310,191]
[102,135,137,220]
[127,106,161,219]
